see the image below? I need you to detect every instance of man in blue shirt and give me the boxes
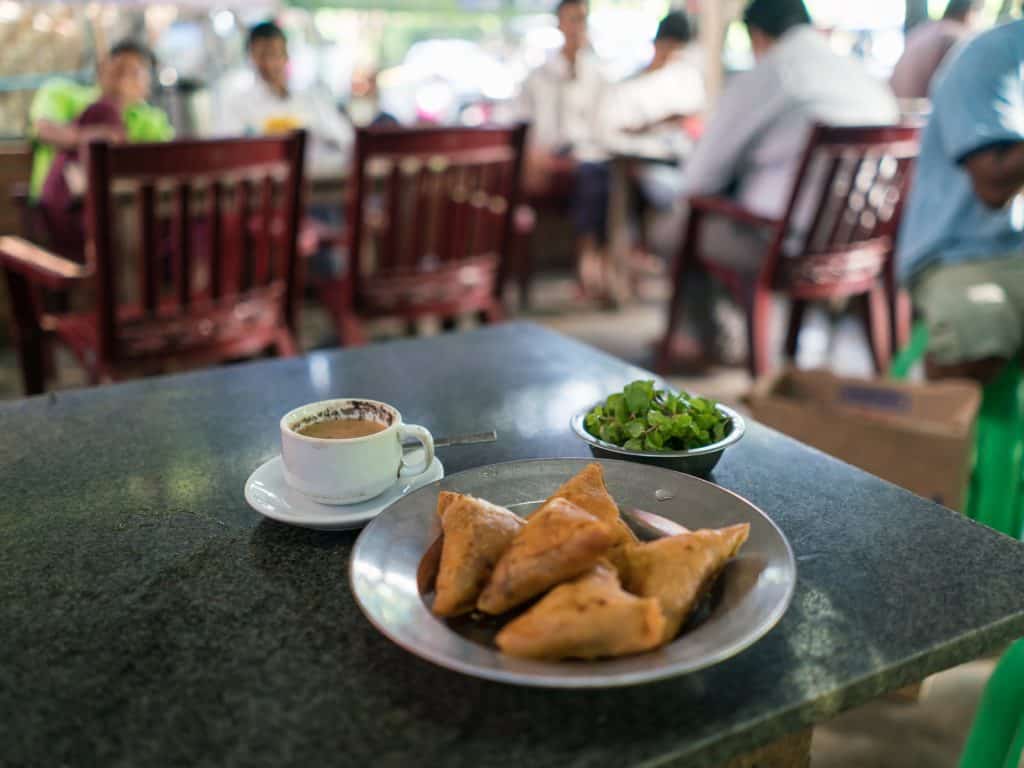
[898,20,1024,382]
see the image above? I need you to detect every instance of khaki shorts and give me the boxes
[911,254,1024,365]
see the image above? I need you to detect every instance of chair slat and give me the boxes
[176,181,192,307]
[137,182,158,313]
[408,163,428,265]
[256,174,274,284]
[209,180,223,300]
[805,154,842,253]
[238,177,253,292]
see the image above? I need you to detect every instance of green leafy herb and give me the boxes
[584,380,731,453]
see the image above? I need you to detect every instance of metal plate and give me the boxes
[349,459,796,688]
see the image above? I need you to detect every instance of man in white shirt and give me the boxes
[670,0,898,364]
[599,11,705,166]
[213,21,353,177]
[517,0,612,300]
[678,0,899,273]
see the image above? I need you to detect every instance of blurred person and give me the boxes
[516,0,612,301]
[212,21,353,176]
[38,41,171,261]
[213,20,354,280]
[890,0,983,100]
[28,44,173,202]
[898,19,1024,384]
[598,11,706,270]
[670,0,898,362]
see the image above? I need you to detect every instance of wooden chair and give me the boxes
[0,131,307,395]
[657,123,920,378]
[318,124,527,345]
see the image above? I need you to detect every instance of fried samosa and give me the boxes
[432,492,525,617]
[623,524,750,643]
[495,561,665,660]
[476,497,612,615]
[546,462,638,572]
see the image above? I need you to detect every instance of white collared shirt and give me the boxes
[680,26,899,218]
[598,50,706,159]
[212,71,354,177]
[516,49,609,162]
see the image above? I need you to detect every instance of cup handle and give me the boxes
[398,424,435,478]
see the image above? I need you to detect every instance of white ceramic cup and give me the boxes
[280,398,435,505]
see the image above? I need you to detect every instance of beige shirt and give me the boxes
[681,26,899,219]
[598,50,706,160]
[516,49,609,162]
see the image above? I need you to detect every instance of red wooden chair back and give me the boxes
[767,124,920,297]
[82,131,306,367]
[340,123,527,326]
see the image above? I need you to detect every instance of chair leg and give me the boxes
[274,328,300,357]
[517,225,533,311]
[656,210,702,374]
[5,270,47,395]
[746,284,774,379]
[784,299,808,363]
[482,300,505,325]
[318,278,368,347]
[895,289,912,352]
[884,254,910,352]
[337,314,369,347]
[863,281,892,374]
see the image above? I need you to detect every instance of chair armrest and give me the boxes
[688,195,783,231]
[0,236,90,290]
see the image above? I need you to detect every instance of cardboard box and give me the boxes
[747,369,981,511]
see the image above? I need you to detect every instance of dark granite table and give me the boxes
[2,322,1023,768]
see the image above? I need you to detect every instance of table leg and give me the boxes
[606,156,633,306]
[719,728,813,768]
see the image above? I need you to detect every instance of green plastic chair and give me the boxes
[958,639,1024,768]
[890,323,1024,539]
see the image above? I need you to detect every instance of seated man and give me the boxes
[516,0,611,300]
[38,40,171,260]
[599,11,705,171]
[28,44,173,202]
[898,19,1024,384]
[212,20,353,177]
[212,20,352,280]
[598,11,706,267]
[669,0,898,359]
[890,0,981,102]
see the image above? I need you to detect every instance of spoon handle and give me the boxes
[432,431,498,448]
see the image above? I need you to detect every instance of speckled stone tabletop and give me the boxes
[2,323,1023,768]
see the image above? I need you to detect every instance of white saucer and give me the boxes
[244,452,444,531]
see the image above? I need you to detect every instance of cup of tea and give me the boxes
[280,398,435,505]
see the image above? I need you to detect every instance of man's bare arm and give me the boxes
[33,119,81,150]
[964,142,1024,208]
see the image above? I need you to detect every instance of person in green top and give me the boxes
[28,39,174,199]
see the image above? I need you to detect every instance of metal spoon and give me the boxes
[426,430,498,448]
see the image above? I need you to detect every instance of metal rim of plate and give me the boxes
[349,458,796,688]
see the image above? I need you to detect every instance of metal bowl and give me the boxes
[570,401,746,476]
